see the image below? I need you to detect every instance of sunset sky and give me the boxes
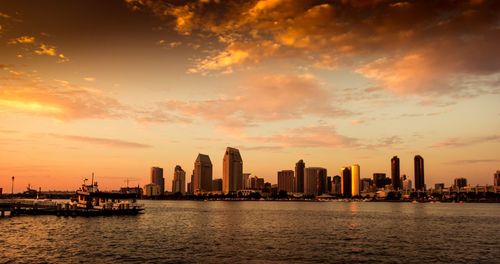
[1,0,499,192]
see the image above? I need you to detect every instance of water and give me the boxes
[1,201,499,263]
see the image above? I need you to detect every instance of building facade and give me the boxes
[454,177,468,189]
[295,160,305,193]
[340,167,352,197]
[332,175,341,195]
[172,165,186,194]
[277,170,295,193]
[151,167,164,195]
[144,183,161,197]
[495,171,500,187]
[193,154,213,193]
[373,173,386,189]
[212,178,223,192]
[351,164,360,196]
[304,167,327,196]
[391,156,400,191]
[223,147,243,194]
[414,155,425,191]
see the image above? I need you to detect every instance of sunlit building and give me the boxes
[172,165,186,194]
[351,164,360,196]
[304,167,327,196]
[223,147,243,194]
[277,170,295,193]
[391,156,400,191]
[151,167,164,195]
[193,154,213,193]
[340,167,352,197]
[414,155,425,191]
[295,160,305,193]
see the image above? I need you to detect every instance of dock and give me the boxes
[0,199,144,217]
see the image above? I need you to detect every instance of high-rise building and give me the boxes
[193,154,213,193]
[295,160,305,193]
[332,175,341,195]
[187,182,192,194]
[360,178,372,193]
[373,173,386,189]
[454,177,467,189]
[212,179,223,192]
[250,176,265,190]
[172,165,186,194]
[243,173,251,189]
[304,167,327,196]
[414,155,425,191]
[223,147,243,194]
[351,164,360,196]
[402,176,412,192]
[494,171,500,187]
[327,176,332,193]
[391,156,400,191]
[151,167,164,195]
[277,170,295,193]
[340,167,352,197]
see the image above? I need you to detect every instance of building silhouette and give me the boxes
[223,147,243,194]
[360,178,372,193]
[332,175,341,195]
[351,164,360,196]
[151,167,164,195]
[250,176,265,190]
[277,170,295,193]
[243,173,251,189]
[193,154,213,193]
[212,178,223,192]
[495,171,500,187]
[391,156,400,191]
[414,155,425,191]
[304,167,327,196]
[340,167,352,197]
[295,160,305,193]
[454,177,467,189]
[172,165,186,194]
[327,176,332,193]
[373,173,386,189]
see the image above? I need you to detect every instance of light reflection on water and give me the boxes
[1,201,499,263]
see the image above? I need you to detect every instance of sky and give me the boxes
[0,0,499,192]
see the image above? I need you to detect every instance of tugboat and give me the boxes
[71,174,144,216]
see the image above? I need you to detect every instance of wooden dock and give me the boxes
[0,199,144,217]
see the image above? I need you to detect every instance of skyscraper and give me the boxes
[373,173,386,189]
[295,160,305,193]
[351,164,360,197]
[332,175,341,195]
[193,154,213,193]
[414,155,425,191]
[391,156,400,191]
[340,167,352,197]
[172,165,186,194]
[223,147,243,194]
[327,176,332,193]
[304,167,327,196]
[151,167,164,195]
[277,170,295,193]
[494,171,500,187]
[212,178,223,192]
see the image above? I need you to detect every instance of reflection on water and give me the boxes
[1,201,499,263]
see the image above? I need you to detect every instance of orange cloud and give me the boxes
[49,133,152,148]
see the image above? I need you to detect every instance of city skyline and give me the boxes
[1,1,500,192]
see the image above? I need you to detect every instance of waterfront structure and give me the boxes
[151,167,164,195]
[332,175,341,195]
[172,165,186,194]
[351,164,360,196]
[360,178,372,193]
[402,176,412,192]
[414,155,425,191]
[212,179,223,192]
[373,173,386,189]
[391,156,400,191]
[144,183,161,197]
[495,171,500,187]
[193,154,213,193]
[250,176,265,190]
[454,178,468,189]
[277,170,295,193]
[435,183,445,191]
[223,147,243,194]
[295,160,305,193]
[340,167,352,197]
[304,167,327,196]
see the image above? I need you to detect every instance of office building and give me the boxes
[277,170,295,193]
[151,167,165,195]
[391,156,400,191]
[212,178,223,192]
[454,177,468,189]
[340,167,352,197]
[250,176,265,190]
[193,154,213,193]
[360,178,372,193]
[223,147,243,194]
[144,183,161,197]
[172,165,186,194]
[414,155,425,191]
[495,171,500,187]
[332,175,341,195]
[327,176,332,193]
[304,167,327,196]
[351,164,360,196]
[373,173,386,189]
[295,160,305,193]
[243,173,251,189]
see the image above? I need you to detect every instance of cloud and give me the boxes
[430,135,500,148]
[160,74,350,130]
[83,77,96,82]
[13,36,36,44]
[447,159,500,164]
[49,133,152,148]
[0,67,124,120]
[8,34,69,62]
[35,44,57,56]
[128,0,500,97]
